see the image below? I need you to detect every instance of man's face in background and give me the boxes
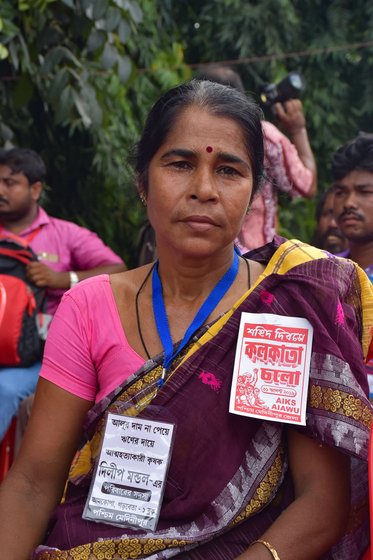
[316,191,348,254]
[334,169,373,244]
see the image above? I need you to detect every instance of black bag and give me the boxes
[0,237,46,367]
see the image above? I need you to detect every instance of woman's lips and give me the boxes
[181,215,219,231]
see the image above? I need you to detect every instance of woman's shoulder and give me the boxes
[265,237,355,272]
[109,264,154,294]
[108,263,155,314]
[251,237,360,294]
[66,273,112,299]
[65,266,153,298]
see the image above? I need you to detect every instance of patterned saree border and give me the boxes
[35,537,189,560]
[37,447,285,560]
[231,447,284,525]
[309,384,372,429]
[355,264,373,360]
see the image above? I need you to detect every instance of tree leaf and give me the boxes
[105,7,121,32]
[48,68,69,102]
[41,46,82,74]
[41,47,64,74]
[117,55,131,83]
[86,29,106,52]
[54,84,75,123]
[8,40,19,70]
[92,0,108,20]
[81,83,103,127]
[122,0,142,23]
[118,19,130,43]
[72,90,92,128]
[0,44,9,60]
[101,43,118,69]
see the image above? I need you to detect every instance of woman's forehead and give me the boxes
[159,106,247,153]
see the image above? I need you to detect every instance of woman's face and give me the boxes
[145,105,253,258]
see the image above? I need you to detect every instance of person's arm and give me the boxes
[0,378,93,559]
[274,99,317,198]
[26,261,126,289]
[235,427,350,560]
[27,219,127,289]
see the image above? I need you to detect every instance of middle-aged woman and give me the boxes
[0,80,372,560]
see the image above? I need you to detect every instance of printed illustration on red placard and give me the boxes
[230,313,313,426]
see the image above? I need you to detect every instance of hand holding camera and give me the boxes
[259,72,316,197]
[274,99,306,135]
[260,72,307,133]
[260,72,305,107]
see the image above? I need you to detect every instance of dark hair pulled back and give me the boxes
[134,79,264,198]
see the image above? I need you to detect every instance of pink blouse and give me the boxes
[40,275,145,402]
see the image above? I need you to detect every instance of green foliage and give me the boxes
[172,0,373,242]
[1,0,371,257]
[0,0,188,266]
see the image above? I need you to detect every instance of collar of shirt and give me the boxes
[0,206,49,238]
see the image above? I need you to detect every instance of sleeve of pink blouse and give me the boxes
[40,289,97,401]
[262,120,313,197]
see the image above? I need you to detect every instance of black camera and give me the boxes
[259,72,305,107]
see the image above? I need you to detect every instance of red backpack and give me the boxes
[0,237,46,367]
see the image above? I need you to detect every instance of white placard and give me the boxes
[229,313,313,425]
[83,413,175,531]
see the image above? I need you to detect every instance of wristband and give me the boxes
[69,271,79,289]
[251,539,281,560]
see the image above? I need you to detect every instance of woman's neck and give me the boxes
[156,247,236,303]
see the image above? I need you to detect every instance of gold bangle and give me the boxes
[251,539,281,560]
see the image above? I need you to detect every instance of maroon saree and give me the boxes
[34,238,373,560]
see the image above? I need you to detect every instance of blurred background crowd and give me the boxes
[0,0,372,267]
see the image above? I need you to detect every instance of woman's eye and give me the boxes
[169,161,191,170]
[218,166,240,177]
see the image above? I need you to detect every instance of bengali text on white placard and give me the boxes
[83,413,175,531]
[229,313,313,425]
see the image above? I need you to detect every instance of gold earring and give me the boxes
[139,193,147,207]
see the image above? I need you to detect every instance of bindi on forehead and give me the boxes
[206,146,213,153]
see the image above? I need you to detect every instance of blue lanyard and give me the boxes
[152,251,239,380]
